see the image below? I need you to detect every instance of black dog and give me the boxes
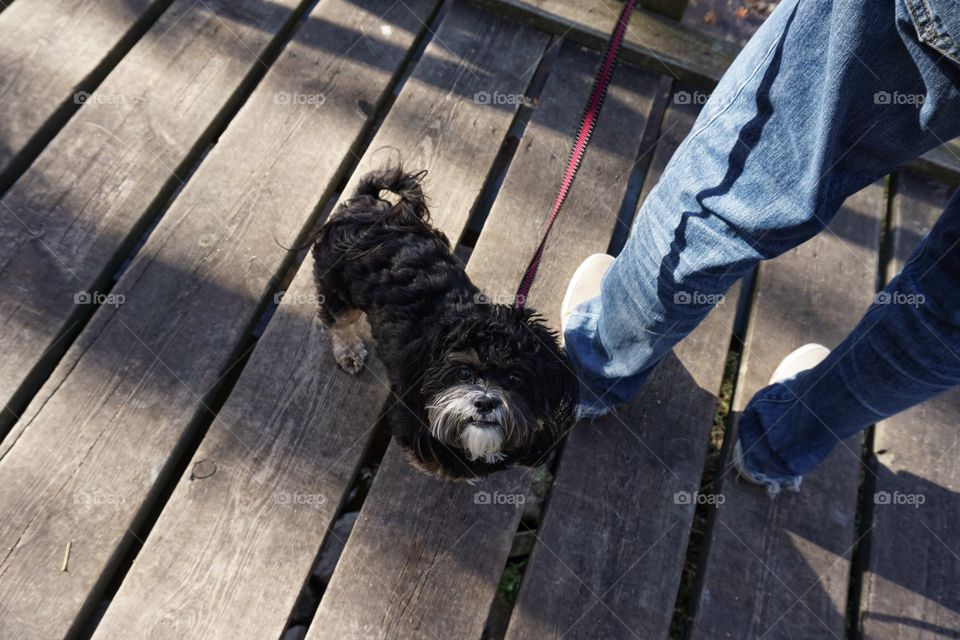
[312,165,577,479]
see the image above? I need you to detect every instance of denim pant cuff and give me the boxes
[564,311,618,417]
[564,298,654,417]
[737,381,806,482]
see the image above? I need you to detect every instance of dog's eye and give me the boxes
[506,372,524,387]
[456,365,473,381]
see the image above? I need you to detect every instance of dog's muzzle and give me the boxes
[425,384,520,462]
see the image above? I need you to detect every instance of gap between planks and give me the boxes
[89,5,550,640]
[0,0,176,196]
[0,0,441,637]
[0,0,318,440]
[308,41,663,640]
[858,170,960,640]
[502,86,735,640]
[469,0,960,184]
[690,181,886,640]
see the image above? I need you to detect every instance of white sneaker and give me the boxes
[768,343,831,386]
[561,254,614,335]
[732,343,830,495]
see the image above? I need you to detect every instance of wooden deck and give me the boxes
[0,1,958,639]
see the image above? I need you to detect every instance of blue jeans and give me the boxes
[564,0,960,486]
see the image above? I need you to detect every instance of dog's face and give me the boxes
[404,304,577,479]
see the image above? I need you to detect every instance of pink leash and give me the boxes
[514,0,637,310]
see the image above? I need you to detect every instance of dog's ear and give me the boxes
[543,342,579,439]
[513,333,577,469]
[518,312,579,438]
[510,322,578,469]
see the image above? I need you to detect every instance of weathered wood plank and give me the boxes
[308,42,661,640]
[0,0,440,637]
[859,171,960,639]
[682,0,771,46]
[645,0,689,22]
[691,183,885,640]
[0,0,173,191]
[468,0,738,89]
[911,140,960,187]
[469,0,960,182]
[0,0,311,437]
[505,315,740,640]
[503,95,737,640]
[89,5,546,640]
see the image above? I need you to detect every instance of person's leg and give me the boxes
[564,0,960,417]
[738,191,960,489]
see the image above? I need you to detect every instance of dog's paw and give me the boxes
[482,452,507,464]
[334,341,367,374]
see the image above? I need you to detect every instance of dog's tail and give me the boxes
[354,164,430,222]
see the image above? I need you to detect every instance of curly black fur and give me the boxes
[312,165,577,479]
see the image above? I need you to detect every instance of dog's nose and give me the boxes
[473,396,497,413]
